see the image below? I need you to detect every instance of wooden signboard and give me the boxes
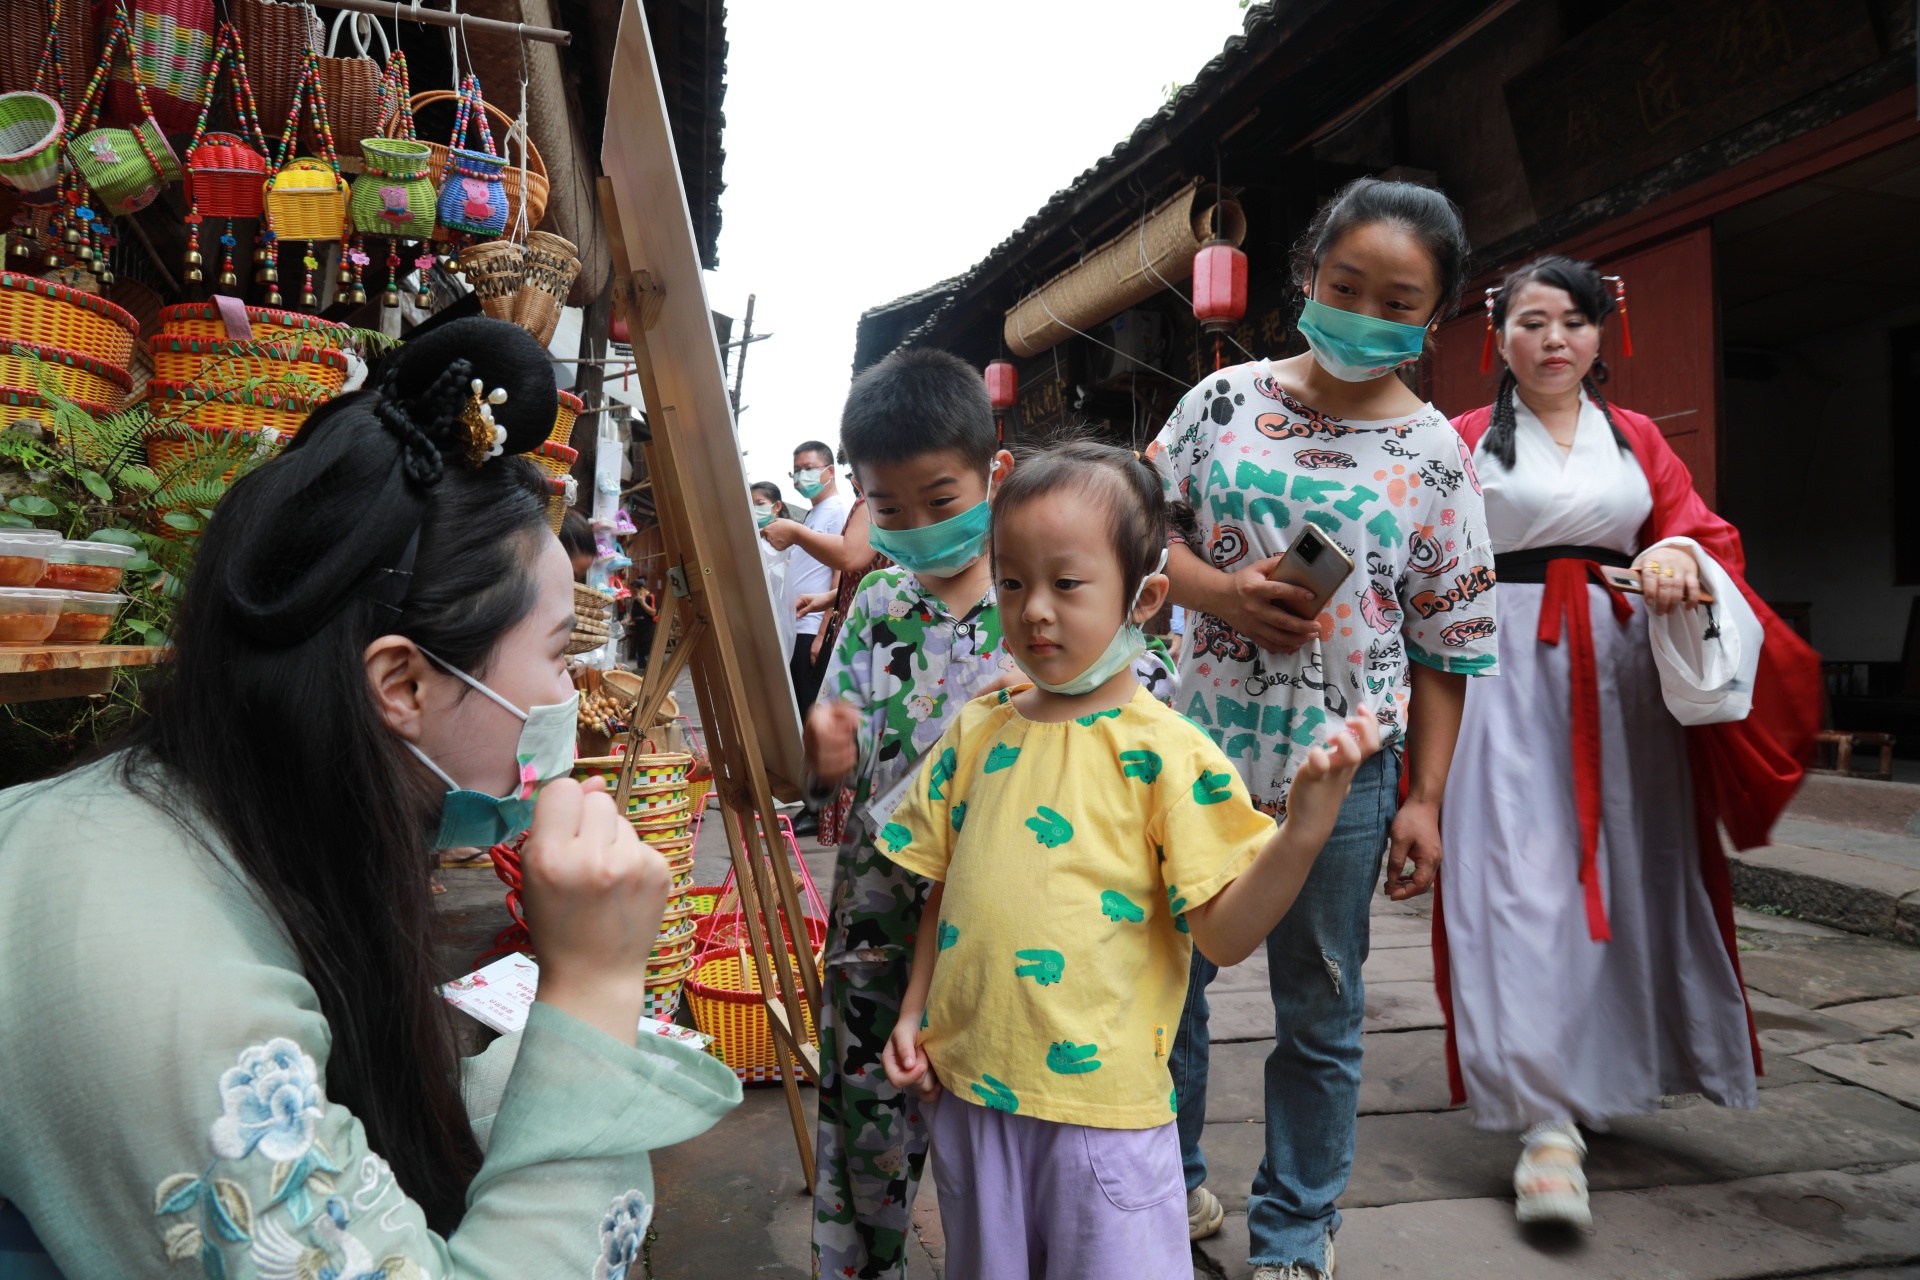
[1505,0,1879,217]
[600,0,821,1184]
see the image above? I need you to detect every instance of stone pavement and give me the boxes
[1732,775,1920,946]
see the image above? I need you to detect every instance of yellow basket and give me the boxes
[630,782,690,813]
[629,752,694,787]
[687,943,821,1083]
[149,381,323,435]
[158,302,349,344]
[549,389,583,448]
[0,272,140,369]
[266,157,350,241]
[150,338,349,396]
[0,342,132,405]
[0,383,111,430]
[686,777,713,812]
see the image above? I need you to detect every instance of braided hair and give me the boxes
[1483,255,1631,469]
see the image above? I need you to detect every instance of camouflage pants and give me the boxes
[811,958,931,1280]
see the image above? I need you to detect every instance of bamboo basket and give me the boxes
[458,238,524,320]
[0,0,92,119]
[314,10,388,173]
[0,274,140,368]
[511,230,579,347]
[0,342,133,405]
[149,379,322,434]
[0,93,64,204]
[158,302,346,344]
[528,439,576,481]
[549,389,583,448]
[686,934,823,1082]
[542,472,571,533]
[0,384,109,430]
[150,337,349,396]
[389,90,546,232]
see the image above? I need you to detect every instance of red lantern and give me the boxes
[985,359,1018,411]
[1192,241,1247,333]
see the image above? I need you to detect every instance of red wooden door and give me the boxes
[1427,226,1721,507]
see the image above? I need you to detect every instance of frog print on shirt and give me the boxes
[1120,749,1163,784]
[1047,1041,1102,1074]
[985,743,1021,773]
[1025,806,1074,848]
[1100,890,1146,924]
[1014,948,1065,986]
[972,1075,1020,1112]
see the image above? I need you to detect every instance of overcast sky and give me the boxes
[698,0,1253,505]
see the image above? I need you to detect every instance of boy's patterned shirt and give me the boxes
[818,566,1015,963]
[1148,361,1500,815]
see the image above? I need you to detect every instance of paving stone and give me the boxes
[1191,1209,1252,1279]
[650,1082,816,1279]
[1210,948,1269,995]
[1195,1081,1920,1212]
[1194,1031,1457,1124]
[1796,1037,1920,1108]
[1734,905,1854,939]
[1332,1163,1920,1278]
[1748,991,1881,1055]
[1786,773,1920,837]
[1364,979,1446,1032]
[1363,945,1435,984]
[1730,843,1920,944]
[1827,995,1920,1034]
[1773,819,1920,872]
[1367,911,1433,949]
[1739,937,1920,1009]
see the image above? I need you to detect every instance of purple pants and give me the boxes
[928,1094,1189,1280]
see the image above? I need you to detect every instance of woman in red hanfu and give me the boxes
[1437,256,1821,1229]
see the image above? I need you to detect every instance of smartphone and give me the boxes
[1268,524,1355,614]
[1599,565,1715,604]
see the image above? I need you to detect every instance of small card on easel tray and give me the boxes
[440,952,714,1049]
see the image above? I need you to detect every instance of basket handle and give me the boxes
[327,8,391,62]
[187,24,269,160]
[376,52,418,141]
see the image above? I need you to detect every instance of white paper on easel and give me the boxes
[440,952,716,1047]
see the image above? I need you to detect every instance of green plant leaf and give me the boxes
[0,513,31,528]
[195,507,216,520]
[161,511,199,531]
[79,469,112,501]
[87,528,143,547]
[8,496,57,517]
[122,554,156,573]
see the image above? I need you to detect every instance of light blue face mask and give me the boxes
[1296,296,1432,383]
[792,467,828,499]
[404,648,579,850]
[754,503,779,529]
[867,472,994,579]
[1016,549,1168,697]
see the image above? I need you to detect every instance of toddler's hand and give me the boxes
[882,1015,942,1101]
[804,700,862,786]
[1282,714,1380,848]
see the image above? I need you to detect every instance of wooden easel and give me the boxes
[597,176,822,1188]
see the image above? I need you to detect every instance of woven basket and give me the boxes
[459,238,523,320]
[0,274,139,369]
[185,133,271,219]
[149,379,321,435]
[681,884,728,919]
[0,341,133,405]
[266,157,349,243]
[529,439,576,481]
[231,0,322,136]
[150,337,348,396]
[314,10,388,173]
[0,93,64,203]
[0,383,109,430]
[105,0,214,134]
[350,137,435,238]
[550,389,584,449]
[511,230,579,347]
[0,0,93,118]
[158,302,345,344]
[392,89,546,234]
[73,119,182,216]
[542,472,570,533]
[143,421,288,480]
[686,939,822,1082]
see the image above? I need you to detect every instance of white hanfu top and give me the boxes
[1476,393,1652,557]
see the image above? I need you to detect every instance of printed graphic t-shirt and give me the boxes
[1148,360,1500,814]
[879,685,1275,1128]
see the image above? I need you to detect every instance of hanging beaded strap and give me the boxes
[439,72,501,185]
[69,6,170,180]
[186,23,270,159]
[375,50,418,145]
[31,0,67,106]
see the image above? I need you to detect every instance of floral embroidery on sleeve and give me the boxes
[594,1189,653,1280]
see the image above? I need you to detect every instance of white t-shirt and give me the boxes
[791,491,851,637]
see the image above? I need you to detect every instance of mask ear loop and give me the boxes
[1127,547,1171,623]
[415,644,532,722]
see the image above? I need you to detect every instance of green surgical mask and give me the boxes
[1296,296,1431,382]
[867,472,994,579]
[793,468,828,498]
[1014,549,1168,697]
[754,503,778,529]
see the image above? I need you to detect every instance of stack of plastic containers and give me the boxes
[0,530,135,646]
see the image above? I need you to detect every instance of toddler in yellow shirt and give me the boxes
[878,440,1377,1280]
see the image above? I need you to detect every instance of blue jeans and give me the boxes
[1169,751,1397,1272]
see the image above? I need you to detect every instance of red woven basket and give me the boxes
[185,133,270,219]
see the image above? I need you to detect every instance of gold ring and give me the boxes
[1661,567,1675,578]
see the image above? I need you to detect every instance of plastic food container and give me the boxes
[0,534,52,588]
[38,540,136,593]
[47,590,128,643]
[0,586,66,644]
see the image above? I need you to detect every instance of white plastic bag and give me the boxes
[760,533,796,661]
[1645,538,1762,725]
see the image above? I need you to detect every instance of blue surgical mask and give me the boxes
[1016,549,1168,697]
[404,648,579,849]
[792,468,828,499]
[754,503,778,529]
[1296,296,1431,383]
[868,472,993,579]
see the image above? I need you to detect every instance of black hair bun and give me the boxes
[381,316,559,460]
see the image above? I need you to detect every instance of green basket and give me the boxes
[73,119,181,215]
[0,92,63,202]
[350,137,436,238]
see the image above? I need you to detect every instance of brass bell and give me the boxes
[265,287,283,306]
[218,269,239,287]
[185,249,203,266]
[42,249,60,269]
[61,226,81,246]
[382,286,400,309]
[349,285,366,305]
[8,239,31,260]
[260,266,279,284]
[96,267,113,285]
[253,245,270,264]
[185,266,204,283]
[75,244,93,263]
[416,287,432,307]
[300,289,317,308]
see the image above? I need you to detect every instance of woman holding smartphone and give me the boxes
[1440,256,1820,1229]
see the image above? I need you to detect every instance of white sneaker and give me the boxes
[1514,1121,1591,1226]
[1250,1231,1335,1279]
[1187,1185,1224,1240]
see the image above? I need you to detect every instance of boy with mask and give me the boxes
[804,348,1015,1280]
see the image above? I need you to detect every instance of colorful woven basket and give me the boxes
[0,342,133,405]
[0,274,138,368]
[149,380,321,435]
[185,132,270,219]
[266,157,350,242]
[351,137,436,237]
[390,88,546,235]
[0,384,109,431]
[528,439,577,481]
[686,940,822,1082]
[549,389,583,448]
[543,472,572,534]
[158,302,346,343]
[143,422,288,481]
[0,93,65,204]
[105,0,215,134]
[150,337,349,396]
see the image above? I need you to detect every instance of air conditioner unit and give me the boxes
[1087,309,1169,386]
